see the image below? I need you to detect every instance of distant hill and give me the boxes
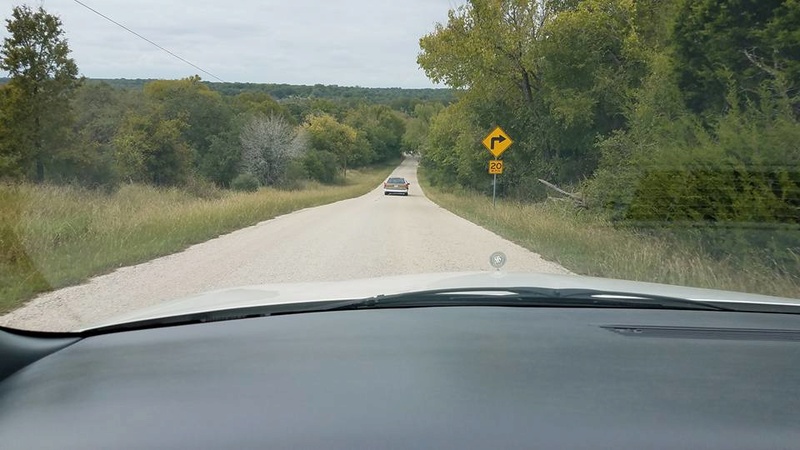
[0,76,454,109]
[79,78,455,105]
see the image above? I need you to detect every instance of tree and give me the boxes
[229,91,290,122]
[672,0,796,115]
[0,85,28,179]
[0,5,80,181]
[535,0,645,177]
[418,0,578,105]
[422,100,488,190]
[239,114,306,186]
[203,129,242,187]
[302,113,364,176]
[113,108,191,186]
[50,82,135,187]
[345,104,406,162]
[143,76,234,183]
[402,102,445,155]
[301,150,339,183]
[418,0,622,187]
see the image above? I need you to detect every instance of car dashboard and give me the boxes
[1,306,799,449]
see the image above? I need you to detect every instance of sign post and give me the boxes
[488,160,503,207]
[482,127,513,207]
[493,174,497,207]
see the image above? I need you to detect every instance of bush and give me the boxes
[230,173,260,192]
[302,150,338,183]
[184,176,223,199]
[277,159,308,190]
[589,80,800,272]
[48,141,120,190]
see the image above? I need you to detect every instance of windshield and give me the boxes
[0,0,798,332]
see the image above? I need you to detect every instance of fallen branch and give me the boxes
[538,179,586,208]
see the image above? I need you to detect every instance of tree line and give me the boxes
[0,5,446,191]
[414,0,799,271]
[57,78,455,108]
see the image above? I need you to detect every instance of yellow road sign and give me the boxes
[482,126,513,157]
[488,160,504,174]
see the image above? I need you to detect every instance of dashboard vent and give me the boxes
[601,325,800,342]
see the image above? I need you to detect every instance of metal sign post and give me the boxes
[492,174,497,207]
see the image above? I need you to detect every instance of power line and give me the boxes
[72,0,225,82]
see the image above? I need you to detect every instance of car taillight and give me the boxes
[384,182,387,187]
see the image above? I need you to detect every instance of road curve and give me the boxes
[1,158,569,331]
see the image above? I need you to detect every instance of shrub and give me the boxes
[230,173,260,192]
[184,176,223,199]
[277,159,308,190]
[302,150,338,183]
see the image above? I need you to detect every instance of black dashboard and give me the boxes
[2,306,800,449]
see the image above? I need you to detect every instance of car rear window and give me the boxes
[388,178,405,183]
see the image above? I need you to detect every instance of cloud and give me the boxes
[1,0,458,87]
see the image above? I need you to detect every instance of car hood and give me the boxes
[83,271,800,331]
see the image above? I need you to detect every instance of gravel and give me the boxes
[0,159,570,331]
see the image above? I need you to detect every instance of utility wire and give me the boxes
[72,0,225,82]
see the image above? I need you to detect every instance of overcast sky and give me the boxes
[1,0,462,87]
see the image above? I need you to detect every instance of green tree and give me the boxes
[302,113,364,176]
[113,108,191,186]
[345,104,406,162]
[142,76,233,184]
[417,0,553,190]
[49,82,135,187]
[402,102,445,155]
[420,0,532,96]
[0,85,28,179]
[283,97,348,124]
[0,5,80,181]
[418,0,628,189]
[229,91,290,122]
[423,101,487,190]
[203,128,242,187]
[536,0,646,177]
[301,150,339,183]
[673,0,797,115]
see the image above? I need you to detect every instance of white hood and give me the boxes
[83,271,800,331]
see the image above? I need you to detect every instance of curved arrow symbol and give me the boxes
[490,135,506,150]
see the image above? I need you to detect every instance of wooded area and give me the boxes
[416,0,799,273]
[0,5,448,192]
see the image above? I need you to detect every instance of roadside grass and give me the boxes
[0,163,395,314]
[419,169,799,299]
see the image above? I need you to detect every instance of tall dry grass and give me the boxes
[0,165,393,313]
[420,172,799,299]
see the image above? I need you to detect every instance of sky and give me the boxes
[1,0,462,88]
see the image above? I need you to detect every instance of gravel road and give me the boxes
[0,158,569,331]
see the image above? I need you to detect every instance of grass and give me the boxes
[419,169,800,299]
[0,163,396,314]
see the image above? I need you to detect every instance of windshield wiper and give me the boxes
[85,287,736,336]
[317,287,734,313]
